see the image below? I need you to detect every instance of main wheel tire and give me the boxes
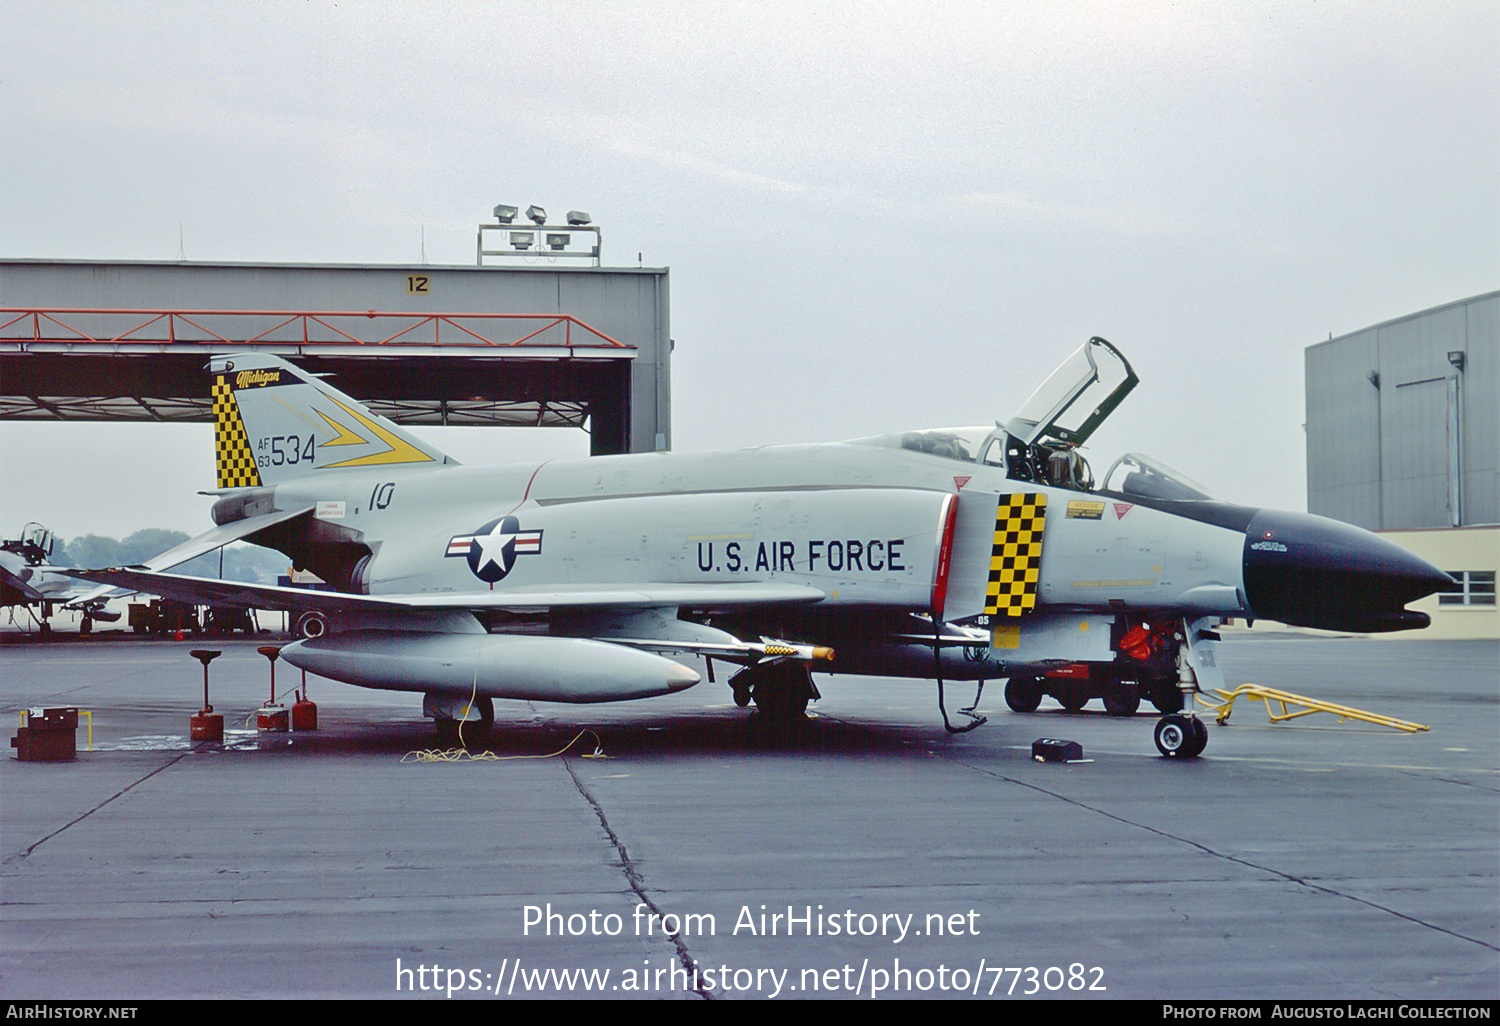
[728,668,754,707]
[471,695,495,729]
[1004,675,1043,713]
[295,611,328,640]
[1155,713,1205,758]
[437,696,494,743]
[752,663,812,719]
[1102,679,1140,717]
[1187,715,1209,757]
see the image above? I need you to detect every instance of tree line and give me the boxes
[56,530,290,584]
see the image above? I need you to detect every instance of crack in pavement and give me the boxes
[4,750,194,866]
[810,707,1499,955]
[561,754,713,1000]
[949,751,1500,954]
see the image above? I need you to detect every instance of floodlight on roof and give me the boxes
[476,206,601,266]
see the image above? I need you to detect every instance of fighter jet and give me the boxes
[2,523,120,634]
[69,338,1451,757]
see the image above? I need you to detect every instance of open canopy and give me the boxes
[1003,336,1138,447]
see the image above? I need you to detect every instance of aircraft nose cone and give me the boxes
[1242,510,1453,632]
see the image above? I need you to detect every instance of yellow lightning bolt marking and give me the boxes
[318,397,435,469]
[314,408,369,447]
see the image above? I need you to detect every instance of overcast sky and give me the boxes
[2,0,1497,546]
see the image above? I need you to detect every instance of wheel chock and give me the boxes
[1032,737,1084,763]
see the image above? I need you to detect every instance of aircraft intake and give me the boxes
[1241,510,1453,633]
[280,631,700,703]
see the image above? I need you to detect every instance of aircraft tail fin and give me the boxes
[208,353,454,489]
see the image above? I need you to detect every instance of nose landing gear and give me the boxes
[1148,616,1223,759]
[1153,713,1208,758]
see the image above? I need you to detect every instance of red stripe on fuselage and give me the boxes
[931,493,959,618]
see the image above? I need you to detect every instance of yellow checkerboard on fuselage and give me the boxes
[984,493,1047,618]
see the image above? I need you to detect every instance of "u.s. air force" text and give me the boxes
[696,539,906,574]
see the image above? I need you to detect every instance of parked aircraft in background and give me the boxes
[69,338,1451,757]
[2,523,119,634]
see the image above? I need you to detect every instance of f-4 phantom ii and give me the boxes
[2,522,120,634]
[71,337,1451,757]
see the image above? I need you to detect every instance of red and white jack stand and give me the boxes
[188,649,224,741]
[256,645,289,733]
[291,669,318,731]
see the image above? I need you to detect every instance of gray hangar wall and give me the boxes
[1306,291,1497,531]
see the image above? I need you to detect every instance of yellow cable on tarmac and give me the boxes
[402,729,610,764]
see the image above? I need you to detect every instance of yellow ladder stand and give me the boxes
[1198,684,1429,733]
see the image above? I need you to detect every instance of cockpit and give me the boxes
[850,337,1217,501]
[885,428,991,464]
[1100,453,1214,501]
[2,522,56,566]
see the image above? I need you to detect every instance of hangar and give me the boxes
[0,258,672,456]
[1305,290,1498,638]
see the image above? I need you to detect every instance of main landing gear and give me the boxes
[729,662,820,721]
[425,693,494,742]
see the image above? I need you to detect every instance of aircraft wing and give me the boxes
[407,582,827,611]
[60,505,319,611]
[1,561,47,605]
[3,551,115,608]
[142,505,318,571]
[61,568,826,614]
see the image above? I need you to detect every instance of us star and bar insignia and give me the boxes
[446,516,544,583]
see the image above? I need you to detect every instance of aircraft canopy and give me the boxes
[1003,336,1138,447]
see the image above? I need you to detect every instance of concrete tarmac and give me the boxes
[1,632,1495,1000]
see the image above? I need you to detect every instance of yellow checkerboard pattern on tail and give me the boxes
[212,375,261,489]
[984,493,1047,618]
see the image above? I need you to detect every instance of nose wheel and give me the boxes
[1154,713,1208,758]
